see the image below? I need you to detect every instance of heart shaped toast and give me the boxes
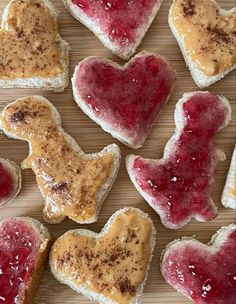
[0,217,51,304]
[126,92,231,229]
[62,0,162,59]
[0,96,120,224]
[72,52,176,149]
[169,0,236,88]
[0,0,69,91]
[0,157,21,207]
[161,224,236,304]
[50,207,156,304]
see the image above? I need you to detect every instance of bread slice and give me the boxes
[0,96,121,224]
[72,51,176,149]
[222,145,236,209]
[126,91,231,229]
[161,224,236,302]
[0,217,51,304]
[0,157,21,207]
[0,0,69,92]
[61,0,163,60]
[168,0,236,88]
[50,207,156,304]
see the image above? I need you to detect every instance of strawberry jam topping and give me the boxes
[72,0,158,45]
[131,92,229,227]
[76,54,175,146]
[0,219,40,303]
[163,229,236,304]
[0,163,14,203]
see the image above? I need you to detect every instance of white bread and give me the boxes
[168,0,236,88]
[72,51,176,149]
[222,145,236,209]
[0,217,51,304]
[61,0,163,60]
[49,207,156,304]
[0,0,69,92]
[0,96,121,224]
[0,157,21,207]
[160,223,236,301]
[126,91,231,229]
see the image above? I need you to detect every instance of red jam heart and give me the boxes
[73,52,176,148]
[161,224,236,304]
[126,92,231,228]
[69,0,162,58]
[0,218,47,303]
[0,163,14,202]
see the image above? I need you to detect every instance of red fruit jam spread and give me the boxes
[0,163,14,203]
[131,92,229,227]
[0,219,40,303]
[72,0,158,45]
[162,228,236,304]
[76,54,175,144]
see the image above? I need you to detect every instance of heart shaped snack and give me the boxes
[126,92,231,229]
[0,217,51,304]
[0,157,21,207]
[169,0,236,88]
[0,96,120,224]
[161,224,236,304]
[0,0,69,91]
[50,207,156,304]
[72,52,176,149]
[62,0,162,59]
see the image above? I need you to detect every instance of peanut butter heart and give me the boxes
[0,0,69,89]
[50,208,156,304]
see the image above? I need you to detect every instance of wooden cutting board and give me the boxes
[0,0,235,303]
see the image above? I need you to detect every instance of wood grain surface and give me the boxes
[0,0,235,303]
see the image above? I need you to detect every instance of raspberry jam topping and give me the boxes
[71,0,158,45]
[0,163,14,203]
[131,92,229,227]
[162,228,236,304]
[0,219,40,303]
[76,54,176,146]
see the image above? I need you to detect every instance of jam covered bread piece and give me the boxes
[222,146,236,209]
[161,224,236,304]
[0,0,69,91]
[50,207,156,304]
[72,52,176,149]
[0,96,121,224]
[62,0,162,60]
[126,92,231,229]
[169,0,236,88]
[0,157,21,207]
[0,217,51,304]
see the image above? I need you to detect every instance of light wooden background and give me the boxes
[0,0,235,303]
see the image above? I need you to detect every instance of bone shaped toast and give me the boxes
[126,91,231,229]
[0,96,121,224]
[0,0,69,91]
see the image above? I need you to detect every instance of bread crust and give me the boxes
[61,0,162,60]
[49,207,156,304]
[0,0,70,92]
[168,0,236,88]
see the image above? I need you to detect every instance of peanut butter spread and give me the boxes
[51,209,153,304]
[1,97,115,223]
[171,0,236,76]
[0,0,63,79]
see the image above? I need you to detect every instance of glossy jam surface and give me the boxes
[0,163,14,202]
[132,93,229,228]
[163,228,236,304]
[0,219,40,303]
[72,0,158,45]
[76,55,176,146]
[51,209,152,304]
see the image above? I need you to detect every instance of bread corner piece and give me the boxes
[0,0,70,92]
